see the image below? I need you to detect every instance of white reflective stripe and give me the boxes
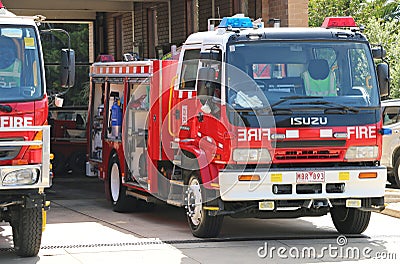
[303,71,311,94]
[179,91,183,98]
[286,130,299,138]
[13,60,19,72]
[320,129,333,138]
[188,91,193,98]
[0,60,20,77]
[0,71,20,77]
[329,72,336,95]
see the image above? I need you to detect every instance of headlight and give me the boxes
[345,146,378,161]
[233,148,271,163]
[2,169,39,186]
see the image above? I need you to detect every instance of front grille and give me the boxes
[275,149,340,160]
[0,138,23,161]
[275,140,346,148]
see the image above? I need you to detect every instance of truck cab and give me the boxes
[0,2,74,256]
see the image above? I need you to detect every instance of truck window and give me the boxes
[226,41,380,111]
[383,106,400,126]
[350,48,373,90]
[0,26,42,102]
[179,49,200,90]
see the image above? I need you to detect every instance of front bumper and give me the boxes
[218,166,386,201]
[0,125,51,190]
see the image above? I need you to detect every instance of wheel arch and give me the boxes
[392,146,400,169]
[180,145,217,188]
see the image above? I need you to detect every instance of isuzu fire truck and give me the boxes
[87,15,390,238]
[0,2,74,256]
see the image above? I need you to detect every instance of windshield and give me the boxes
[0,26,43,102]
[226,41,379,111]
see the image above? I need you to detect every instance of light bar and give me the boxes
[321,16,357,28]
[219,15,253,29]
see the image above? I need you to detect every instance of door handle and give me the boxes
[197,112,204,122]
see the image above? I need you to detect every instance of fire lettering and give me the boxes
[347,126,376,139]
[0,116,33,127]
[238,128,271,142]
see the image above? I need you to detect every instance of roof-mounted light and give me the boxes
[321,16,357,29]
[0,1,4,9]
[218,14,253,29]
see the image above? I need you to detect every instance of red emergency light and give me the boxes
[0,1,4,9]
[321,16,357,29]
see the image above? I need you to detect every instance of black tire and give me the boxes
[52,151,66,175]
[11,206,42,257]
[108,154,138,212]
[69,151,86,175]
[391,156,400,188]
[330,206,371,234]
[185,174,223,238]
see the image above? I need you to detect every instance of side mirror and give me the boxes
[377,63,389,97]
[372,47,386,59]
[61,49,75,88]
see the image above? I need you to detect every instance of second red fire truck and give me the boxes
[87,15,389,237]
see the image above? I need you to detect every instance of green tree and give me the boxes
[309,0,400,98]
[40,23,90,106]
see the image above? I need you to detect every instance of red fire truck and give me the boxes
[0,2,74,256]
[87,15,390,238]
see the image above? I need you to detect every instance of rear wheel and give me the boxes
[109,155,138,212]
[185,174,223,238]
[11,206,42,257]
[69,151,86,175]
[330,206,371,234]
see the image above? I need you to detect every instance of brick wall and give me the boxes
[105,12,133,60]
[170,0,187,46]
[215,0,231,18]
[287,0,308,27]
[122,12,134,54]
[261,0,308,27]
[199,0,213,32]
[101,0,308,60]
[248,0,263,20]
[132,1,186,58]
[157,3,170,47]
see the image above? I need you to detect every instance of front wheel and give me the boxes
[185,174,223,238]
[391,156,400,188]
[330,206,371,234]
[109,154,138,212]
[11,206,43,257]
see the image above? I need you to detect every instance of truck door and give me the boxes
[194,50,225,165]
[172,48,201,139]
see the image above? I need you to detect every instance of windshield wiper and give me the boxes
[290,100,359,113]
[270,96,323,108]
[0,104,12,113]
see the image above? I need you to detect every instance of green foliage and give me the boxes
[365,17,400,98]
[40,23,90,106]
[309,0,400,98]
